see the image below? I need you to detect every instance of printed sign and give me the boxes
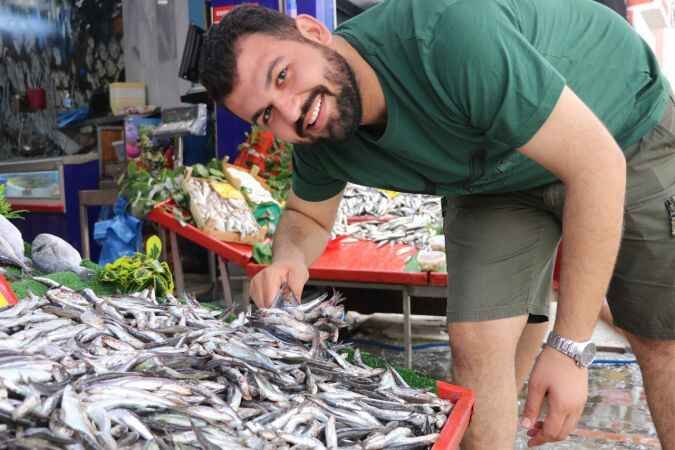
[211,5,235,24]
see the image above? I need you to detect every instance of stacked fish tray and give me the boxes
[333,185,443,249]
[0,285,472,449]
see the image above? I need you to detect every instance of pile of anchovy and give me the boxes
[0,282,450,449]
[333,185,443,248]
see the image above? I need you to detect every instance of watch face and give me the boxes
[580,343,597,367]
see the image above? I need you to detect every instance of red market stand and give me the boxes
[245,237,428,285]
[147,203,254,305]
[148,202,441,368]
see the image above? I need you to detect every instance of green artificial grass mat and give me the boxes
[344,347,437,391]
[7,260,117,299]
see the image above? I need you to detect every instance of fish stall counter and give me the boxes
[0,153,100,256]
[147,201,443,369]
[0,278,474,449]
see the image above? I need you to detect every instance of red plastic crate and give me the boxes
[433,381,475,450]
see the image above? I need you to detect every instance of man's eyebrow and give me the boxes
[250,56,284,124]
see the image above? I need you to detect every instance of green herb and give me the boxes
[207,158,223,173]
[192,164,209,178]
[98,244,174,298]
[0,185,26,219]
[405,255,422,273]
[10,261,116,299]
[266,139,293,203]
[252,242,273,264]
[208,168,225,179]
[118,163,187,219]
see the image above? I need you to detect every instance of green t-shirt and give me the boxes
[292,0,671,202]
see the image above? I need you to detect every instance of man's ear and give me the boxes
[295,14,332,45]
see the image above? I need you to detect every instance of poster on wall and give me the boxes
[0,171,62,200]
[211,4,236,24]
[210,0,282,26]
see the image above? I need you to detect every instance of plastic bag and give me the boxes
[94,196,142,266]
[416,250,446,272]
[254,202,282,236]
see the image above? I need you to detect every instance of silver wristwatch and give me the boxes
[545,331,596,368]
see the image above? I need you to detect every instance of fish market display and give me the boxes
[183,175,265,245]
[0,286,451,449]
[333,185,443,248]
[31,233,90,276]
[0,215,25,265]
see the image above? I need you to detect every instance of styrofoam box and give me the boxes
[110,82,146,115]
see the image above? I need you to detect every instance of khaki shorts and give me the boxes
[444,95,675,339]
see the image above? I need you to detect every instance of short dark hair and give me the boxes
[199,4,301,104]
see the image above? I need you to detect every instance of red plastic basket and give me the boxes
[432,381,475,450]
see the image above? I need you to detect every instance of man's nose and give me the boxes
[275,93,302,124]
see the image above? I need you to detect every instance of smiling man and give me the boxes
[199,1,675,448]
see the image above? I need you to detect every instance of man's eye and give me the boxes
[263,106,272,124]
[277,68,287,86]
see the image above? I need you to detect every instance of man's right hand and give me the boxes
[249,260,309,308]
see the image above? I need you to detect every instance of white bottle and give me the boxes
[63,92,73,109]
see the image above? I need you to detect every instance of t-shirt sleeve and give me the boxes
[429,1,565,148]
[292,144,347,202]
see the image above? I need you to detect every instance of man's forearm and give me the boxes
[555,163,626,341]
[272,209,332,267]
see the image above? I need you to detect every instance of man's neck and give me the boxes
[332,35,387,127]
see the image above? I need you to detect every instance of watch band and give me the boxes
[546,331,591,367]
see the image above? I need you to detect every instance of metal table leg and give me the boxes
[241,279,251,314]
[208,251,217,299]
[158,228,168,262]
[218,257,233,307]
[169,231,184,295]
[402,288,413,369]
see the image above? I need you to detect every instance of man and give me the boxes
[199,0,675,448]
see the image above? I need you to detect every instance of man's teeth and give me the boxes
[309,96,322,126]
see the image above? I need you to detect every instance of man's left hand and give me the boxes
[521,346,588,447]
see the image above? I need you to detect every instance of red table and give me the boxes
[147,204,252,266]
[148,203,255,305]
[430,272,449,287]
[246,238,427,285]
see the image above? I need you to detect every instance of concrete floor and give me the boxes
[353,331,659,449]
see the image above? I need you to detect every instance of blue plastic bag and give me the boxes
[94,196,142,266]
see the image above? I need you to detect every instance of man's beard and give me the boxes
[296,46,362,144]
